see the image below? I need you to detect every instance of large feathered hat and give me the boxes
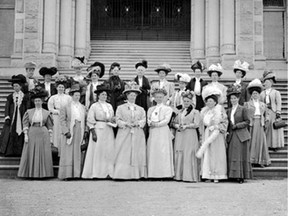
[94,82,111,94]
[24,61,36,69]
[247,79,263,94]
[174,73,191,83]
[262,70,276,83]
[207,63,223,77]
[135,60,148,69]
[30,88,49,99]
[86,61,105,78]
[202,85,222,101]
[8,74,27,85]
[69,84,82,95]
[71,56,86,68]
[181,90,195,100]
[233,60,249,77]
[155,63,172,74]
[39,67,57,77]
[191,61,205,72]
[227,84,242,97]
[55,75,68,87]
[151,87,167,96]
[123,81,141,94]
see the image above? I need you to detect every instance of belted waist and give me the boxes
[253,115,261,119]
[96,119,107,122]
[32,122,42,127]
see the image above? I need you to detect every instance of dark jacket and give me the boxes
[226,105,251,143]
[105,76,126,112]
[186,77,207,111]
[134,76,151,111]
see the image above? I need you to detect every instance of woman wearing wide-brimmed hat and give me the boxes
[244,79,271,167]
[133,60,151,111]
[186,61,208,111]
[147,88,174,178]
[18,88,54,179]
[82,83,116,179]
[0,75,30,156]
[196,85,228,183]
[227,60,250,107]
[47,76,72,153]
[113,81,147,179]
[205,63,227,105]
[105,62,126,112]
[71,56,86,82]
[260,70,284,150]
[152,63,175,106]
[38,67,58,110]
[22,61,38,94]
[85,61,105,110]
[226,85,252,183]
[173,90,201,182]
[58,85,87,180]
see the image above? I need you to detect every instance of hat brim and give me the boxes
[39,70,57,77]
[135,63,147,69]
[123,89,141,95]
[227,91,241,97]
[207,70,223,77]
[94,89,111,94]
[155,68,171,74]
[233,68,246,78]
[263,76,276,83]
[8,79,26,84]
[87,62,105,78]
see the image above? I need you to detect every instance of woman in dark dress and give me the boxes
[226,85,252,183]
[133,60,151,111]
[0,75,29,156]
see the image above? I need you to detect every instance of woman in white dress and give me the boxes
[147,88,174,178]
[82,83,116,179]
[196,85,228,183]
[113,82,147,179]
[48,76,71,154]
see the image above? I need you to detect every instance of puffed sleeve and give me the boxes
[138,107,146,128]
[116,106,127,128]
[47,96,56,113]
[275,90,282,114]
[60,106,69,135]
[155,106,173,127]
[22,111,30,133]
[87,104,97,130]
[234,107,250,129]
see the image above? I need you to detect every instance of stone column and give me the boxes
[43,0,57,53]
[193,0,205,59]
[206,0,220,60]
[75,0,86,56]
[58,0,73,67]
[221,0,235,55]
[86,0,91,58]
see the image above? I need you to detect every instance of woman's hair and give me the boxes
[205,94,218,104]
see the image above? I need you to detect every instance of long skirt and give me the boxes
[174,128,199,182]
[147,125,174,178]
[18,126,54,178]
[113,128,147,179]
[58,122,82,179]
[201,128,227,180]
[51,114,62,153]
[82,122,115,178]
[227,132,253,179]
[265,109,284,148]
[250,118,271,166]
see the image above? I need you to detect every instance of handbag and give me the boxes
[273,119,287,129]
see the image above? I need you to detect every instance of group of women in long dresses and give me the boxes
[0,58,285,184]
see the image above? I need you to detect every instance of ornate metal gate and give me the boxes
[91,0,191,40]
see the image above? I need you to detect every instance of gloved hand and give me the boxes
[276,113,281,119]
[91,129,97,142]
[232,125,237,130]
[24,134,28,143]
[5,118,11,126]
[83,131,89,140]
[65,132,71,139]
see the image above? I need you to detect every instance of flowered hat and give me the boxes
[151,87,167,96]
[191,61,205,72]
[123,81,141,94]
[227,84,242,97]
[94,82,111,94]
[30,88,48,99]
[155,63,172,74]
[207,63,223,77]
[181,90,195,100]
[262,70,276,83]
[233,60,249,78]
[55,75,68,87]
[174,73,191,83]
[202,85,222,101]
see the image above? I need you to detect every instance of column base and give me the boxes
[57,55,72,69]
[221,54,237,70]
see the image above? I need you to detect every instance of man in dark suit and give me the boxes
[186,61,207,111]
[39,67,58,110]
[133,60,151,111]
[227,60,250,107]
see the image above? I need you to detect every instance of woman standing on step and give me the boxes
[82,83,116,179]
[260,70,284,151]
[58,85,87,180]
[18,88,54,179]
[173,90,200,182]
[113,82,147,179]
[0,75,29,157]
[226,85,252,183]
[244,79,271,167]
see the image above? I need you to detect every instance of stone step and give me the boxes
[269,158,288,167]
[269,150,288,158]
[252,167,288,178]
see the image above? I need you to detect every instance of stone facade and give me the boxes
[0,0,287,79]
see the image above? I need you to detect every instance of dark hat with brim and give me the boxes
[207,70,223,77]
[204,94,218,103]
[30,89,48,99]
[135,60,148,69]
[87,62,105,78]
[248,86,262,94]
[262,70,277,83]
[39,67,57,77]
[8,74,27,85]
[191,61,204,72]
[155,63,172,74]
[94,82,111,94]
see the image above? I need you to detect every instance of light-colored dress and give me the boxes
[173,107,201,182]
[147,104,174,178]
[260,88,284,148]
[199,104,228,180]
[48,93,71,152]
[82,101,115,178]
[113,102,147,179]
[58,101,86,179]
[18,108,54,178]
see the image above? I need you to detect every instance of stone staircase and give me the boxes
[0,40,287,179]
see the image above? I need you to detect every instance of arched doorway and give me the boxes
[91,0,191,40]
